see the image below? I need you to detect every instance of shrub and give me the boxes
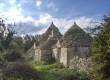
[40,68,89,80]
[70,56,92,74]
[4,50,23,62]
[2,62,42,80]
[60,70,89,80]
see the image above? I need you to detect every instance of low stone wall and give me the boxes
[59,46,91,67]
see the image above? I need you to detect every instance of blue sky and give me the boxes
[0,0,110,34]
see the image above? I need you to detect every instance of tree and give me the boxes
[0,17,15,51]
[24,35,40,52]
[0,17,16,65]
[92,14,110,80]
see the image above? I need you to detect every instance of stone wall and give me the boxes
[34,46,91,67]
[60,48,68,67]
[34,49,42,62]
[35,49,52,63]
[59,47,91,67]
[41,50,52,60]
[52,48,61,62]
[67,46,91,66]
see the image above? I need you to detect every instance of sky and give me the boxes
[0,0,110,35]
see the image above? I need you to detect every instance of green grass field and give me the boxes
[33,63,89,80]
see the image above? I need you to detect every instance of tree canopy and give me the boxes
[92,14,110,80]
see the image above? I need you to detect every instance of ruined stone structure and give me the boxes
[31,22,92,67]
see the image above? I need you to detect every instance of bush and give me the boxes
[2,62,42,80]
[45,69,89,80]
[59,69,89,80]
[70,56,92,74]
[4,50,23,62]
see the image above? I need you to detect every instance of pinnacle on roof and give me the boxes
[74,21,77,26]
[63,22,81,37]
[70,22,80,30]
[48,22,57,30]
[45,22,62,38]
[46,22,57,32]
[50,21,55,27]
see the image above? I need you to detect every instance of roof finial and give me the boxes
[51,21,54,26]
[50,21,56,28]
[74,21,77,25]
[51,21,53,24]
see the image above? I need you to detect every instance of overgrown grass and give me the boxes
[33,63,90,80]
[33,63,64,72]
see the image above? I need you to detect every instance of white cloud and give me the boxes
[17,3,22,8]
[53,18,74,33]
[36,0,42,8]
[34,13,52,26]
[36,27,48,34]
[0,3,5,7]
[24,16,35,22]
[3,7,22,23]
[33,13,99,34]
[1,7,34,24]
[47,2,58,12]
[0,9,99,35]
[0,3,5,12]
[74,16,99,28]
[9,0,16,4]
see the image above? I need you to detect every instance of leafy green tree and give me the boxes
[0,17,15,51]
[92,14,110,80]
[1,29,15,49]
[0,17,16,64]
[24,35,40,52]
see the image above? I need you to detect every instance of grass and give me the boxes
[33,63,64,72]
[33,63,90,80]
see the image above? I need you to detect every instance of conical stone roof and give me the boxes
[38,22,62,49]
[38,38,57,49]
[40,22,62,43]
[61,22,92,47]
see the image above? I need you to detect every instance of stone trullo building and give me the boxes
[31,22,92,67]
